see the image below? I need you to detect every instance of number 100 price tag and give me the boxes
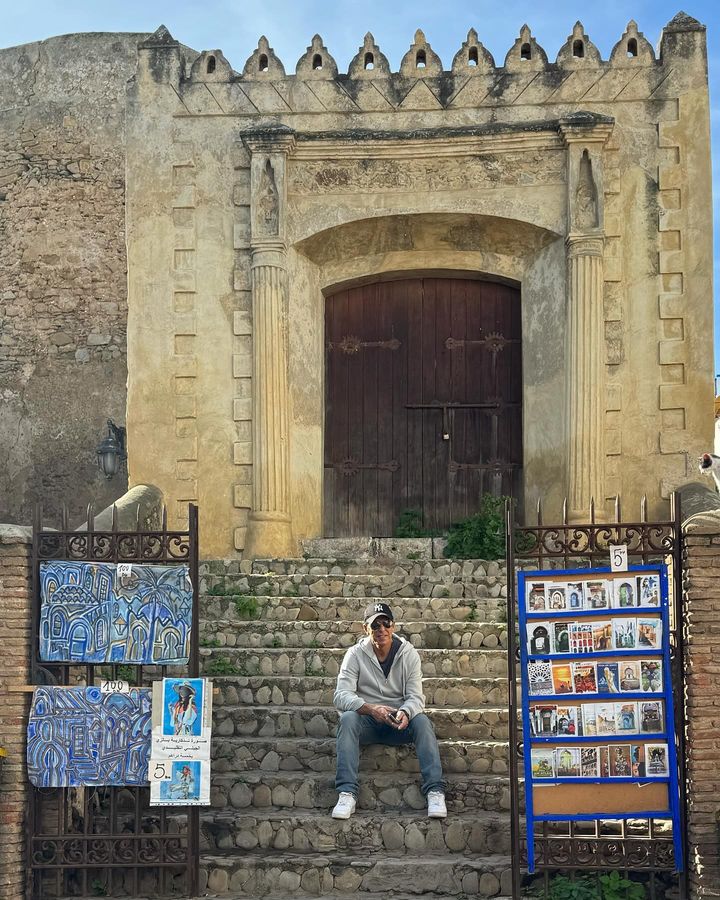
[610,544,628,572]
[100,679,130,694]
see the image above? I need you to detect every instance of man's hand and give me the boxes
[358,703,400,725]
[394,710,409,730]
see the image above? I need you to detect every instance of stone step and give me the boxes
[201,850,512,897]
[201,647,507,679]
[202,572,506,600]
[202,593,505,624]
[200,619,507,650]
[212,675,509,708]
[202,808,511,856]
[211,771,512,814]
[212,736,509,776]
[249,557,506,578]
[212,705,509,742]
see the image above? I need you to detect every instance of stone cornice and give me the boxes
[242,127,296,156]
[558,113,614,146]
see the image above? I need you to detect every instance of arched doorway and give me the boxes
[324,276,522,536]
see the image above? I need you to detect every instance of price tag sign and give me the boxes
[100,679,130,694]
[149,760,171,782]
[610,544,629,572]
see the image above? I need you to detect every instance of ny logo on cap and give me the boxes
[374,604,384,613]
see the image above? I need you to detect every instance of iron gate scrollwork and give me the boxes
[505,494,688,900]
[27,503,200,899]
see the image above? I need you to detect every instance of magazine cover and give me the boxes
[569,622,593,654]
[547,585,568,611]
[555,747,581,777]
[531,704,557,736]
[581,746,599,777]
[615,701,638,733]
[608,744,632,777]
[596,703,617,735]
[596,662,620,694]
[585,580,610,610]
[639,700,663,733]
[581,704,598,736]
[572,662,598,694]
[528,660,554,695]
[531,748,556,779]
[637,618,662,650]
[556,705,581,736]
[613,617,637,650]
[640,659,663,692]
[527,622,553,656]
[527,582,547,612]
[592,620,613,652]
[619,661,641,692]
[566,582,584,610]
[613,579,638,609]
[553,621,570,653]
[552,663,573,695]
[646,743,670,777]
[638,574,661,607]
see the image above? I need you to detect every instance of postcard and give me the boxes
[528,660,554,695]
[547,585,568,611]
[556,705,581,737]
[555,747,581,777]
[596,662,620,694]
[596,703,617,735]
[531,704,557,736]
[613,578,638,609]
[619,661,641,692]
[581,746,599,777]
[615,701,638,733]
[149,758,210,807]
[631,744,646,777]
[552,663,574,695]
[609,743,632,777]
[585,580,610,610]
[637,618,662,650]
[567,583,584,610]
[573,662,598,694]
[531,748,556,779]
[638,574,661,607]
[592,620,613,652]
[646,743,670,777]
[613,617,637,650]
[569,622,594,654]
[639,700,663,734]
[527,582,547,612]
[527,622,553,656]
[581,704,597,736]
[553,621,570,654]
[641,659,663,693]
[599,746,610,777]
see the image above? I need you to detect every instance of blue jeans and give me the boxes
[335,711,445,798]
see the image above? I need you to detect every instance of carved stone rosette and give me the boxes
[242,129,297,558]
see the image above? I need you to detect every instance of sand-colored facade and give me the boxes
[120,16,713,558]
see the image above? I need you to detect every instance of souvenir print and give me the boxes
[552,664,573,695]
[619,661,641,692]
[566,583,584,610]
[613,618,637,650]
[631,744,646,777]
[640,659,663,693]
[646,743,670,777]
[531,748,556,779]
[527,622,553,656]
[639,701,663,734]
[553,621,570,654]
[528,660,554,696]
[547,585,568,611]
[592,620,613,652]
[596,703,617,735]
[556,705,581,736]
[581,704,597,736]
[569,622,593,654]
[572,662,598,694]
[596,662,620,694]
[530,704,557,736]
[609,744,632,777]
[585,580,610,610]
[527,582,547,612]
[638,574,661,607]
[599,746,610,777]
[613,579,638,609]
[615,701,638,733]
[555,747,581,777]
[581,746,599,777]
[637,618,662,650]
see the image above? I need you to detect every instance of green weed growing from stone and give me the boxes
[204,656,240,676]
[233,595,258,619]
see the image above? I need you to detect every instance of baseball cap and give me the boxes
[363,602,394,625]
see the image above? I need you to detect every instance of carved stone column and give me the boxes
[243,129,296,558]
[559,115,613,520]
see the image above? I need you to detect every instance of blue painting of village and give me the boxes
[39,561,192,664]
[27,686,151,787]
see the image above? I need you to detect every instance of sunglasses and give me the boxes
[370,618,394,630]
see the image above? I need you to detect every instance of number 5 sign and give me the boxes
[150,760,171,781]
[610,544,628,572]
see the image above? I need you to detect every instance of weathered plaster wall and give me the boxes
[0,33,147,524]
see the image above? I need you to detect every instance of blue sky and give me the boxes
[3,0,719,379]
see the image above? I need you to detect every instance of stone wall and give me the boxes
[0,33,147,525]
[0,526,32,900]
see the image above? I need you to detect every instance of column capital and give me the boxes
[558,113,614,146]
[251,244,287,267]
[241,126,296,157]
[566,232,605,258]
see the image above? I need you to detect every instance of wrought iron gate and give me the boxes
[505,495,688,899]
[26,504,200,899]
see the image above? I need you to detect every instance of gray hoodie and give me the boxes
[333,635,425,720]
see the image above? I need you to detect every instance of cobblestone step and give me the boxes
[201,555,506,578]
[211,675,508,708]
[212,736,509,775]
[212,705,509,741]
[201,647,507,679]
[201,851,512,897]
[201,808,511,855]
[201,619,507,650]
[202,572,506,600]
[202,594,505,623]
[211,771,512,814]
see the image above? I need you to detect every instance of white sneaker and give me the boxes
[332,792,357,819]
[427,791,447,818]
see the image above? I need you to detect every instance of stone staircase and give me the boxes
[197,545,513,898]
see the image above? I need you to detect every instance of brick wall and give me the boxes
[0,526,32,900]
[684,512,720,898]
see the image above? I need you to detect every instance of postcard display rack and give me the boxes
[518,565,683,874]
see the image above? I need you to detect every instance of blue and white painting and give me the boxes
[39,562,192,664]
[158,760,201,802]
[27,686,151,787]
[162,678,204,737]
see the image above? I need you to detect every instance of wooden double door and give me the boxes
[324,277,522,537]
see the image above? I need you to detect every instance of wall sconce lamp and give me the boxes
[96,419,127,480]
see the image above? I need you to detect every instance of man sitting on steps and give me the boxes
[331,601,447,820]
